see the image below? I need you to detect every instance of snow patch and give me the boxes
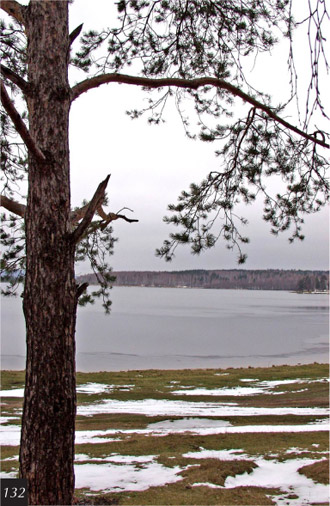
[77,398,329,418]
[183,450,329,505]
[77,383,115,395]
[172,377,329,397]
[183,449,250,460]
[0,389,24,397]
[75,461,183,492]
[147,417,232,431]
[225,457,329,506]
[1,417,328,446]
[0,416,20,425]
[172,386,266,396]
[192,482,223,489]
[75,454,156,463]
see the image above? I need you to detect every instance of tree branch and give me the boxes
[71,73,329,149]
[69,23,83,46]
[1,64,30,94]
[71,200,139,237]
[70,174,111,244]
[1,81,46,162]
[76,282,89,299]
[0,194,26,218]
[1,0,26,25]
[104,212,139,224]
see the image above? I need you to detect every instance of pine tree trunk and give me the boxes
[19,2,77,504]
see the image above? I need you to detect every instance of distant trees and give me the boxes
[297,274,329,292]
[78,269,330,291]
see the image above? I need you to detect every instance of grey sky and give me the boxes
[11,1,330,272]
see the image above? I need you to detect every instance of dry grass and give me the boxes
[1,363,329,505]
[298,458,329,484]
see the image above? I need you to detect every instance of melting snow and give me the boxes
[77,398,329,418]
[1,419,328,447]
[0,389,24,397]
[75,454,156,463]
[75,461,182,492]
[77,383,115,395]
[147,417,232,431]
[0,383,135,399]
[185,450,329,505]
[172,377,329,397]
[225,457,329,506]
[183,449,250,460]
[0,416,20,425]
[172,386,267,396]
[192,482,222,489]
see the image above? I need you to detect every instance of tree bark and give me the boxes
[19,1,76,504]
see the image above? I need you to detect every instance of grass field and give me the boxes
[1,363,329,505]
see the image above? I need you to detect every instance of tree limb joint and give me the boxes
[1,0,26,25]
[70,174,111,244]
[0,80,46,162]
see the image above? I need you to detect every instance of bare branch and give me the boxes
[71,200,139,235]
[76,282,89,299]
[71,73,329,149]
[69,23,83,46]
[70,174,111,244]
[1,81,46,162]
[1,64,30,94]
[105,212,139,224]
[0,0,26,25]
[0,194,26,218]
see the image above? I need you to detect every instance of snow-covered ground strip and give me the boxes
[183,448,251,460]
[1,378,327,398]
[0,416,20,424]
[74,461,183,493]
[147,417,232,431]
[172,386,270,396]
[76,383,115,394]
[0,383,136,398]
[185,449,329,506]
[0,388,24,397]
[1,419,328,446]
[172,377,329,396]
[75,454,157,463]
[77,398,330,417]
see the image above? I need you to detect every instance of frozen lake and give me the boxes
[1,286,328,371]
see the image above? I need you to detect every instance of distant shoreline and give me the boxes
[77,268,329,292]
[1,361,329,374]
[84,283,330,295]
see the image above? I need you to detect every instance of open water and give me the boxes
[1,286,328,371]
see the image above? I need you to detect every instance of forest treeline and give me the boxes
[77,269,329,291]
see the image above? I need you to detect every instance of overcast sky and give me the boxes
[13,0,330,272]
